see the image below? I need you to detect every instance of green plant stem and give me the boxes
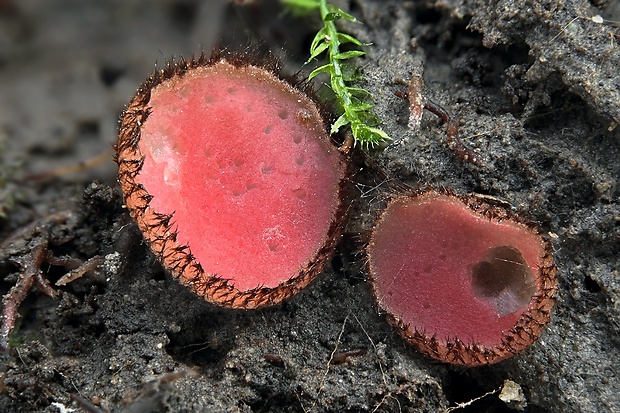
[319,1,362,137]
[318,0,390,146]
[286,0,390,147]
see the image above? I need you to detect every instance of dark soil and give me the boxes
[1,0,619,412]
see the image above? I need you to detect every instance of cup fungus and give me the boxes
[116,52,348,309]
[367,190,557,366]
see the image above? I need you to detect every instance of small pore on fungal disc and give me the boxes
[367,190,557,365]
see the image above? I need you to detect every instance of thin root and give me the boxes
[1,212,103,352]
[424,100,483,166]
[56,255,104,286]
[1,241,51,351]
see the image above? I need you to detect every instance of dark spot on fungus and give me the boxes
[267,240,279,252]
[367,189,557,366]
[471,246,537,317]
[294,188,306,199]
[116,51,349,309]
[178,83,193,98]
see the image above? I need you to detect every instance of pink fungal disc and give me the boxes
[116,53,348,309]
[367,190,558,366]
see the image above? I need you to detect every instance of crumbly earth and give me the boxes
[0,0,618,412]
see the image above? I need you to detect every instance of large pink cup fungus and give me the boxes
[367,190,557,366]
[116,52,348,309]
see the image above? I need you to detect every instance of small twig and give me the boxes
[444,386,501,412]
[0,210,73,252]
[403,72,483,167]
[407,70,425,130]
[352,313,387,388]
[15,346,28,368]
[54,367,82,395]
[372,391,402,413]
[56,255,104,286]
[350,313,402,412]
[295,390,310,413]
[424,100,483,166]
[70,393,106,413]
[314,313,350,407]
[1,209,102,352]
[26,150,112,182]
[1,241,50,351]
[332,348,366,364]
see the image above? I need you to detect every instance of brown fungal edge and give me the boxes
[115,50,350,309]
[367,188,558,366]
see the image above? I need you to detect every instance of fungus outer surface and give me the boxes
[117,55,348,308]
[368,191,557,365]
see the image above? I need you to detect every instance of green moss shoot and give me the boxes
[281,0,391,148]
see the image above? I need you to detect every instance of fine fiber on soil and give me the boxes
[1,0,619,412]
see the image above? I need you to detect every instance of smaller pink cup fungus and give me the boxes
[116,52,348,309]
[367,190,557,366]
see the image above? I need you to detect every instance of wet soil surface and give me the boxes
[1,1,619,412]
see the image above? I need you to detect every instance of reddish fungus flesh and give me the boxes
[117,56,348,308]
[368,191,557,365]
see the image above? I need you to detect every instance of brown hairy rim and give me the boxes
[368,188,558,366]
[115,50,350,309]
